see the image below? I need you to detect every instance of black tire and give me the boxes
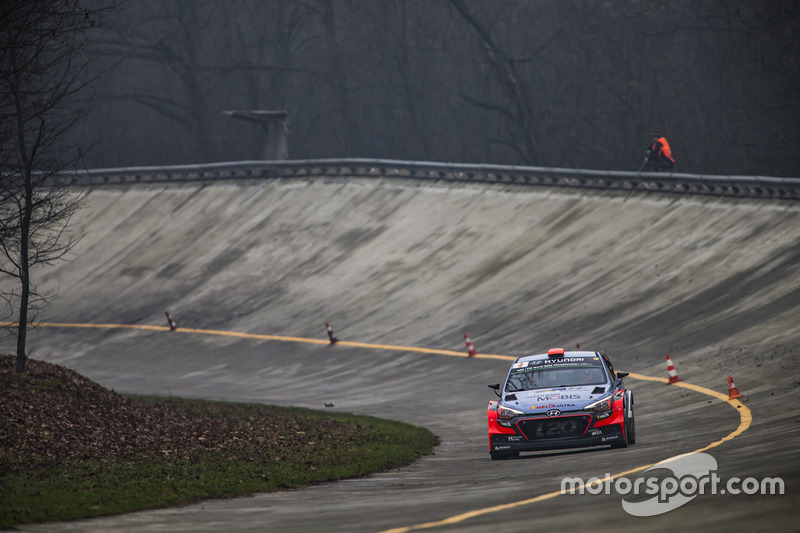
[626,392,636,445]
[491,452,509,460]
[627,411,636,445]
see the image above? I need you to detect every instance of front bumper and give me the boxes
[487,400,627,453]
[490,420,625,452]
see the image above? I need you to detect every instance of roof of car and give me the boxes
[516,351,600,363]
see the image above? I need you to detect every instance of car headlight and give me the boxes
[497,405,524,420]
[584,396,613,418]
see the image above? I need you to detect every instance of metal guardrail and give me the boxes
[57,159,800,200]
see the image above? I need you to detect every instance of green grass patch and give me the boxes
[0,397,438,528]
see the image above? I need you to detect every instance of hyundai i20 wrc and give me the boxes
[487,348,635,460]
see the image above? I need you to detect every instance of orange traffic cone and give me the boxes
[727,375,743,400]
[464,334,477,357]
[665,354,681,384]
[325,322,338,344]
[165,311,177,331]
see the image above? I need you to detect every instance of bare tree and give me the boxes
[0,0,113,373]
[447,0,556,165]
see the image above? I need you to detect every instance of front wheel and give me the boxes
[625,391,636,445]
[627,411,636,445]
[491,452,509,461]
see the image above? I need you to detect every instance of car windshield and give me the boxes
[505,357,607,392]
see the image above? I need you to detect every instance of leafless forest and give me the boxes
[74,0,798,176]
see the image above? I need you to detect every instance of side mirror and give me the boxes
[617,372,629,379]
[488,383,501,398]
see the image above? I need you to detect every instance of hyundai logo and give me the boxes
[546,409,561,417]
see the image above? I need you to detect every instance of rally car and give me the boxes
[487,348,635,460]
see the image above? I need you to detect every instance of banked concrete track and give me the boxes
[9,176,800,532]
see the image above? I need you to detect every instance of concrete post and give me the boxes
[224,110,289,160]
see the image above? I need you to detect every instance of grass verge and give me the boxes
[1,358,438,529]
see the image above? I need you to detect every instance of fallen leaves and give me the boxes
[0,355,362,473]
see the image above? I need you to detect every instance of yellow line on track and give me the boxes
[7,321,516,360]
[10,321,751,531]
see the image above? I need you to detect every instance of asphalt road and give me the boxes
[8,178,800,532]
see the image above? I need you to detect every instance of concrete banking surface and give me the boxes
[9,177,800,532]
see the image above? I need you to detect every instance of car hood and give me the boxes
[501,386,609,413]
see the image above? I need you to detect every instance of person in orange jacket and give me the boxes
[641,131,675,171]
